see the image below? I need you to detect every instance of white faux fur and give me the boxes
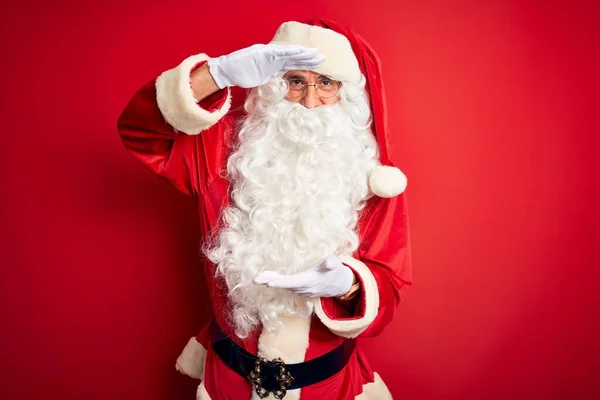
[355,373,393,399]
[369,166,407,198]
[197,381,211,400]
[314,255,380,338]
[155,53,232,135]
[253,315,312,400]
[270,21,362,84]
[196,371,392,399]
[175,337,207,380]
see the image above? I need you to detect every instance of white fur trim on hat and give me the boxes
[355,372,393,399]
[175,337,207,380]
[314,256,379,338]
[369,165,407,198]
[270,21,361,84]
[156,53,232,135]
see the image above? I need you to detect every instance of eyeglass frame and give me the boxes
[284,74,342,99]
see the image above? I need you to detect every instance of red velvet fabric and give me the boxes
[305,20,413,330]
[117,26,412,394]
[118,82,366,399]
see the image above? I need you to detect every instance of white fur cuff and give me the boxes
[156,53,232,135]
[314,256,379,338]
[176,337,207,380]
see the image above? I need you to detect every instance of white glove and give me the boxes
[207,44,326,89]
[253,255,354,298]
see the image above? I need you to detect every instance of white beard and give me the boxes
[204,78,379,338]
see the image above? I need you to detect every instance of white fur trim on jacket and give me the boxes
[196,381,211,400]
[253,315,312,400]
[196,372,392,399]
[369,165,407,198]
[156,53,232,135]
[314,256,379,338]
[355,372,393,399]
[176,337,207,380]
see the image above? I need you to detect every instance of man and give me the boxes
[118,19,412,400]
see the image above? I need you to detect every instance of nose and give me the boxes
[301,85,322,109]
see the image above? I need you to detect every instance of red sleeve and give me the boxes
[117,60,230,198]
[316,191,412,338]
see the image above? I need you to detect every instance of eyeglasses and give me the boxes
[285,76,341,99]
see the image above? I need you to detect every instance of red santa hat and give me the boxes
[269,20,407,198]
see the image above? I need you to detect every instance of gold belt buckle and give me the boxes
[248,357,295,399]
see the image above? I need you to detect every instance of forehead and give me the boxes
[284,70,332,80]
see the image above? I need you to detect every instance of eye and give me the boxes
[286,78,306,90]
[320,79,333,86]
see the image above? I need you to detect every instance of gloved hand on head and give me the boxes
[207,43,326,89]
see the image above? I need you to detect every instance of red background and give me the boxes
[1,1,598,399]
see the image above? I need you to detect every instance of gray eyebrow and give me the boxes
[285,74,334,82]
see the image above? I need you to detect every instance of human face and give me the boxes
[283,70,341,108]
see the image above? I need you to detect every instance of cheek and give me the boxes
[323,96,340,105]
[285,94,302,104]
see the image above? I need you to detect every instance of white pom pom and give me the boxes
[369,166,407,198]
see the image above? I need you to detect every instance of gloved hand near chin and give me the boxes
[207,43,326,89]
[253,255,355,298]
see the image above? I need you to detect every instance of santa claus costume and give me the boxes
[118,19,412,400]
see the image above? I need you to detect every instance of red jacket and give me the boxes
[118,54,412,400]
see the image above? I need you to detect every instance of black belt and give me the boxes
[210,321,355,399]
